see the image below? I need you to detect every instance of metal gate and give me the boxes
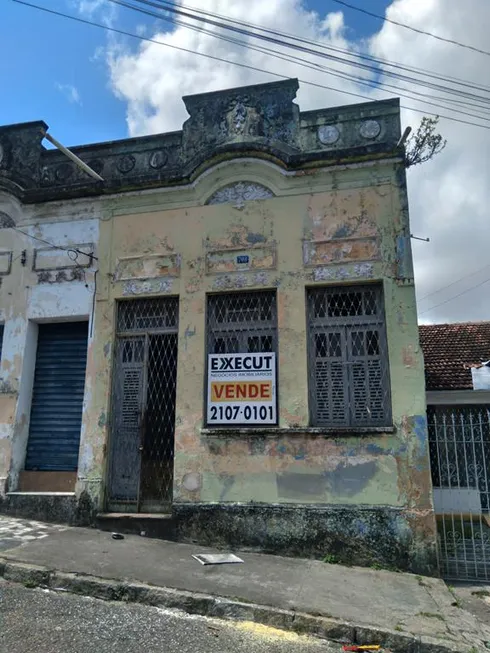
[108,297,178,512]
[428,405,490,581]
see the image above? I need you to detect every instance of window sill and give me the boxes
[201,426,396,437]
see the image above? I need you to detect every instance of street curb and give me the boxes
[0,558,471,653]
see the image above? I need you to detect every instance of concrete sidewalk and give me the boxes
[1,520,489,653]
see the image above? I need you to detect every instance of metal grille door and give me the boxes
[428,405,490,581]
[108,298,178,512]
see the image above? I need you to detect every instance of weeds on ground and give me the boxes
[370,562,383,571]
[322,554,339,565]
[446,585,463,608]
[417,612,445,621]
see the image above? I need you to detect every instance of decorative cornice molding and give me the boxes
[0,81,401,204]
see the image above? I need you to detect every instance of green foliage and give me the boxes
[322,553,339,565]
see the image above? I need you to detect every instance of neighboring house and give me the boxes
[0,79,436,573]
[420,322,490,581]
[0,154,98,497]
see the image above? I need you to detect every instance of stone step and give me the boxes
[95,512,176,540]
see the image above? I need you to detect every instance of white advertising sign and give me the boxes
[207,353,276,425]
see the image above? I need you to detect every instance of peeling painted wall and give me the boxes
[0,85,436,566]
[0,201,99,493]
[79,158,434,541]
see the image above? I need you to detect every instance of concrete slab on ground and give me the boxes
[0,516,68,553]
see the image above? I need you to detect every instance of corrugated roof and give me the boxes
[419,321,490,391]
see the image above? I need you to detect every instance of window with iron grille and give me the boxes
[117,297,179,333]
[206,291,278,424]
[307,284,392,428]
[207,291,277,355]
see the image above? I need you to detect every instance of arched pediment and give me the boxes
[206,182,274,207]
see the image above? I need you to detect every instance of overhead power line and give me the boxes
[419,276,490,315]
[120,0,490,122]
[418,262,490,303]
[331,0,490,58]
[125,0,490,111]
[137,0,490,95]
[11,0,490,132]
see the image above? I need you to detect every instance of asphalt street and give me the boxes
[0,579,336,653]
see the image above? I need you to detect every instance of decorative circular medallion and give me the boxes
[318,124,340,145]
[149,150,168,169]
[55,162,73,182]
[360,119,381,139]
[117,154,136,173]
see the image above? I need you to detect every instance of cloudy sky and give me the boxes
[2,0,489,325]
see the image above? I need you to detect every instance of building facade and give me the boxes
[420,322,490,581]
[0,79,436,572]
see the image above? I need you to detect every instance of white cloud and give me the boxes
[104,0,490,324]
[55,82,82,105]
[369,0,490,324]
[76,0,104,14]
[73,0,117,27]
[107,0,369,136]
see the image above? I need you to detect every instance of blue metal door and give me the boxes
[25,322,88,471]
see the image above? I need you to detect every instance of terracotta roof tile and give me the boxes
[419,321,490,391]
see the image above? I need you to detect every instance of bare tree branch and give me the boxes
[404,116,447,168]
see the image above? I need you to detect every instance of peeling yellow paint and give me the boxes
[53,157,433,541]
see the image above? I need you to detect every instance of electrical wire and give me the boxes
[10,251,27,264]
[126,4,490,319]
[125,0,490,110]
[121,0,490,125]
[331,0,490,58]
[137,0,490,94]
[10,226,98,261]
[9,0,489,318]
[418,262,490,303]
[90,269,98,337]
[11,0,490,132]
[419,276,490,315]
[114,0,490,121]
